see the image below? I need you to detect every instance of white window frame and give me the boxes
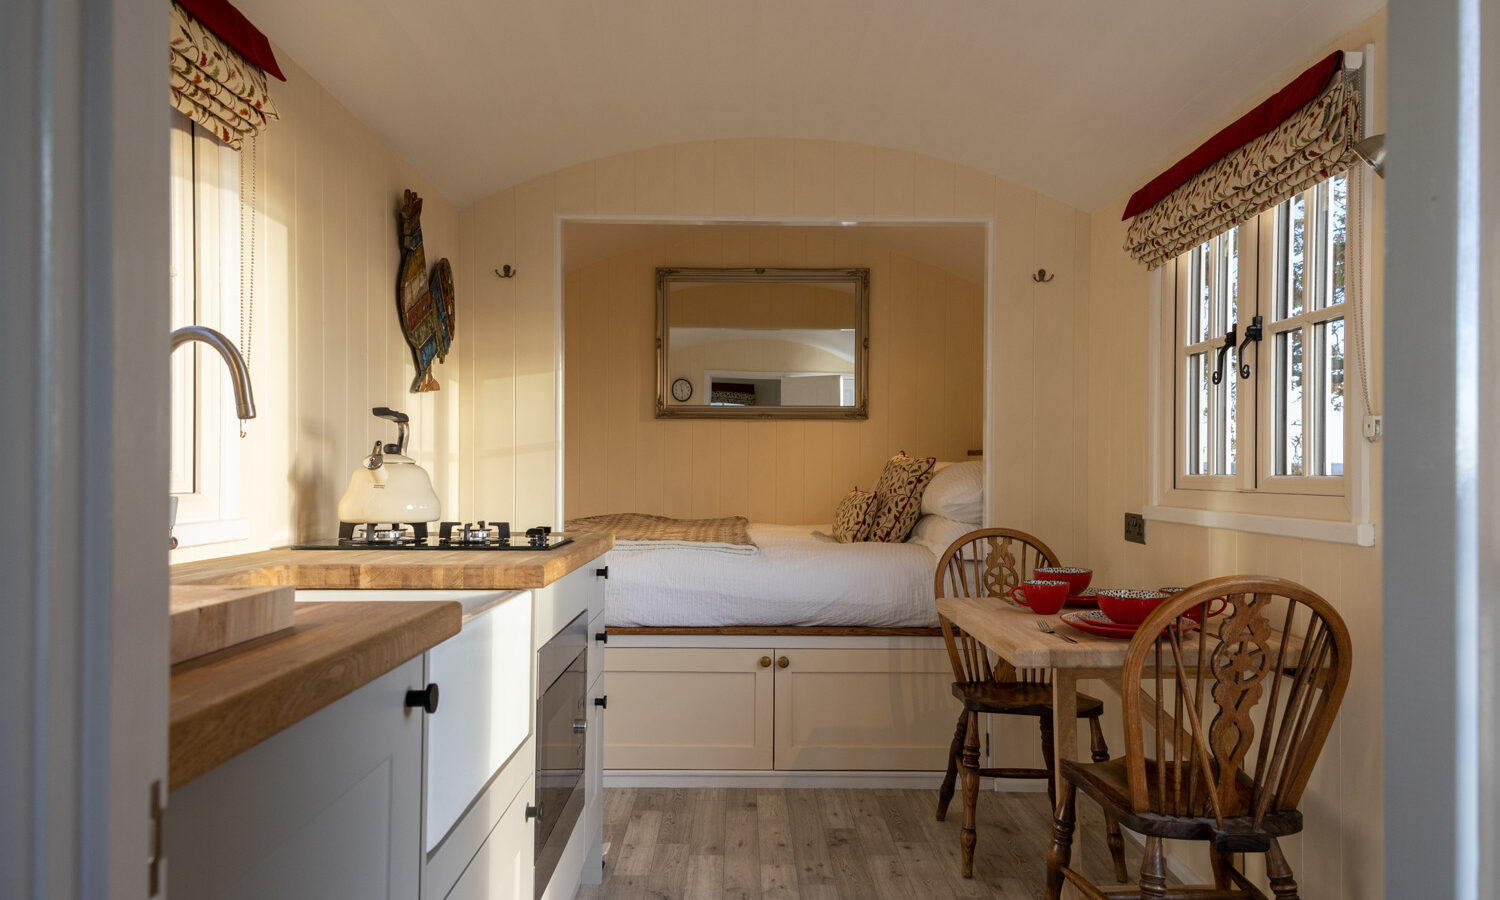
[170,111,249,547]
[1146,165,1376,547]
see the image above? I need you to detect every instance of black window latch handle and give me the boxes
[1238,315,1264,379]
[1212,325,1237,385]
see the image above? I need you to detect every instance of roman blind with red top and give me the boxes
[1123,50,1361,268]
[169,0,284,149]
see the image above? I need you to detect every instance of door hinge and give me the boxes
[148,780,164,896]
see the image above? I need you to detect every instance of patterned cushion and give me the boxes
[832,487,877,543]
[868,452,938,542]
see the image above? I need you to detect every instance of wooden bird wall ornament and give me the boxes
[396,189,455,392]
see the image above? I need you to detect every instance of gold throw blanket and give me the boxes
[565,513,757,554]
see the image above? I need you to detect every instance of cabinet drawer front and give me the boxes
[443,774,536,900]
[772,647,960,771]
[425,590,533,852]
[534,563,606,647]
[604,648,773,770]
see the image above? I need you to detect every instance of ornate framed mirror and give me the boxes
[655,267,870,419]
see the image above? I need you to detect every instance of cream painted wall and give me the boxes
[171,50,463,562]
[459,139,1093,549]
[1081,11,1386,899]
[564,235,981,523]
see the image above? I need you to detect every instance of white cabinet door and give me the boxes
[444,775,536,900]
[166,658,425,900]
[772,647,959,770]
[604,647,774,769]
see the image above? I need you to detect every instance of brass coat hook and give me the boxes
[1032,269,1055,283]
[494,265,516,278]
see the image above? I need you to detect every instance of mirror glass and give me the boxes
[657,267,869,419]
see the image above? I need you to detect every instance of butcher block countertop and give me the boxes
[169,531,614,590]
[169,599,460,790]
[167,532,613,788]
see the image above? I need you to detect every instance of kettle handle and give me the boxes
[372,408,409,456]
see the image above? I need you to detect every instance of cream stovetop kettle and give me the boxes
[337,407,441,524]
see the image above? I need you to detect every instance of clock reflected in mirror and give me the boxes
[671,377,694,403]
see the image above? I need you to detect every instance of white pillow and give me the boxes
[920,460,983,524]
[905,514,979,558]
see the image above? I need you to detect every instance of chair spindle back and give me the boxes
[1118,575,1352,830]
[934,528,1060,687]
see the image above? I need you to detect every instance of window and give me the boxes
[170,110,250,547]
[1150,171,1374,545]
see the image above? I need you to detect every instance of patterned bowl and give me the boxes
[1034,566,1092,596]
[1094,589,1171,626]
[1158,586,1226,621]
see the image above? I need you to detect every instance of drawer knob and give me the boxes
[404,683,440,714]
[594,695,608,708]
[573,719,588,734]
[759,656,772,668]
[777,656,789,669]
[525,802,543,821]
[595,631,608,644]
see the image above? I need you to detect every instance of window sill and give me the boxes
[1143,505,1375,547]
[172,518,250,549]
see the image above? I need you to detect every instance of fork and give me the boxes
[1036,619,1079,643]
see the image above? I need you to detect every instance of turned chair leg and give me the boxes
[1209,849,1237,890]
[1087,717,1129,883]
[959,710,981,878]
[936,707,967,821]
[1044,779,1076,900]
[1039,716,1057,807]
[1139,835,1169,899]
[1265,838,1302,900]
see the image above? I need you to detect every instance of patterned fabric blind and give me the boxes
[1124,72,1360,268]
[169,2,279,150]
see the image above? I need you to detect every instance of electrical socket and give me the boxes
[1124,513,1146,544]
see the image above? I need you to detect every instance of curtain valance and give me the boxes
[1123,51,1360,268]
[169,0,282,150]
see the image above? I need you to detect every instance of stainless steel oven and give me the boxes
[534,611,587,898]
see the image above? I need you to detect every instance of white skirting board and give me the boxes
[603,770,1051,790]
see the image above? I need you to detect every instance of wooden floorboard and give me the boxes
[576,788,1139,900]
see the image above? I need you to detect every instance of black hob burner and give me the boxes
[292,521,573,551]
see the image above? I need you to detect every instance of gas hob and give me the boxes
[291,520,573,551]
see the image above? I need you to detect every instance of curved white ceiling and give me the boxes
[235,0,1383,211]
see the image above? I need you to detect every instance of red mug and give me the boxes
[1010,580,1070,615]
[1158,587,1228,621]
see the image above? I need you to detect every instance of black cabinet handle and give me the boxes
[404,683,440,714]
[594,695,608,709]
[595,631,608,644]
[525,802,543,821]
[595,566,609,579]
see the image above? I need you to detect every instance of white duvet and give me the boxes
[602,521,964,628]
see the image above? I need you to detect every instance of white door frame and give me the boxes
[2,1,169,897]
[1383,1,1498,898]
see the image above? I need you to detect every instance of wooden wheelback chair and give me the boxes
[934,527,1128,881]
[1044,575,1352,900]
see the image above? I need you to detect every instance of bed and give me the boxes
[574,461,1031,783]
[601,521,955,629]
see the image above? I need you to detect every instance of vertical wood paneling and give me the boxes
[171,53,463,561]
[559,227,985,523]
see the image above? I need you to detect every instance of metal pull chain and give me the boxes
[238,135,257,438]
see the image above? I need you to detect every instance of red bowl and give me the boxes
[1034,566,1092,596]
[1095,589,1171,626]
[1158,586,1227,622]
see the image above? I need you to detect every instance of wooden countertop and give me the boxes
[169,599,460,790]
[169,532,614,590]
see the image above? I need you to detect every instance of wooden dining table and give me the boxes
[934,596,1160,798]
